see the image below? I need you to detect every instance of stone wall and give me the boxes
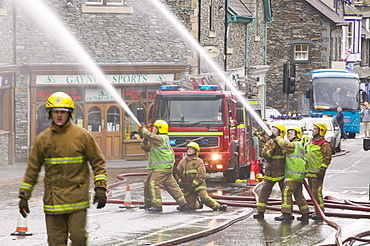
[266,0,338,113]
[0,134,9,165]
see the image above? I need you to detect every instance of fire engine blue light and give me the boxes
[160,85,181,91]
[201,140,208,145]
[198,85,219,90]
[170,139,176,145]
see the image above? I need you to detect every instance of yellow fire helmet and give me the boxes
[46,92,74,117]
[287,127,302,140]
[153,120,169,134]
[313,122,327,137]
[186,142,200,156]
[272,123,286,138]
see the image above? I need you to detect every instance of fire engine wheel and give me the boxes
[223,159,239,183]
[223,169,237,183]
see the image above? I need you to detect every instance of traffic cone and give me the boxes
[10,214,33,236]
[247,161,256,186]
[119,185,135,208]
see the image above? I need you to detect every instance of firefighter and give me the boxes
[176,142,227,211]
[139,120,188,212]
[306,122,332,220]
[272,127,310,222]
[18,92,107,245]
[253,123,286,219]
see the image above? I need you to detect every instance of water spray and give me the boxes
[149,0,272,135]
[15,0,142,127]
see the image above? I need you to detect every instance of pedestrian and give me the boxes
[176,142,227,211]
[272,127,310,222]
[305,122,332,220]
[361,102,370,138]
[336,106,347,140]
[18,92,107,246]
[139,120,188,212]
[253,123,286,219]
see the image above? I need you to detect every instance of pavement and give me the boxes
[0,159,148,184]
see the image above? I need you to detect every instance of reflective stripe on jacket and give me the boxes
[148,134,174,169]
[285,141,307,181]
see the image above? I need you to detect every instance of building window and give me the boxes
[294,43,309,61]
[86,0,126,6]
[347,21,353,48]
[0,0,6,16]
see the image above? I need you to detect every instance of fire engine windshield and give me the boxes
[154,94,224,126]
[312,77,360,110]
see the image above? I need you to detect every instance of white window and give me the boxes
[86,0,125,6]
[294,44,309,61]
[347,22,353,48]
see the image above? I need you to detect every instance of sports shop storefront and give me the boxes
[28,64,188,160]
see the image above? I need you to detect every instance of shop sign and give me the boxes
[36,74,174,85]
[85,88,122,102]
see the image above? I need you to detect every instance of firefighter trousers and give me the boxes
[308,177,325,212]
[256,179,284,213]
[45,209,87,246]
[281,180,309,215]
[143,169,187,208]
[185,189,220,210]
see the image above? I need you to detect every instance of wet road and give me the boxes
[1,137,370,246]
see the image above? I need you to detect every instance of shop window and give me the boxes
[36,105,51,135]
[107,106,120,132]
[124,102,145,139]
[88,106,101,132]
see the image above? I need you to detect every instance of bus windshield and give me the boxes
[154,95,225,127]
[312,77,360,110]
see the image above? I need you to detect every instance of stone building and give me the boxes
[266,0,350,113]
[0,0,272,164]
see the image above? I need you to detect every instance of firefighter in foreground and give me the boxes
[253,123,286,219]
[306,122,332,220]
[271,127,310,222]
[176,142,227,211]
[18,92,107,245]
[139,120,188,212]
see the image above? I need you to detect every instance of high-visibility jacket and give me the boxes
[148,134,174,169]
[19,121,107,215]
[306,137,331,177]
[284,141,307,181]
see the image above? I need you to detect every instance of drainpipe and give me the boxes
[263,0,273,117]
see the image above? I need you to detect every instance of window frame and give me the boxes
[291,40,312,63]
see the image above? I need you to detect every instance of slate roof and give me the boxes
[306,0,348,26]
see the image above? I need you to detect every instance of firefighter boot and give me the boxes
[219,205,227,211]
[297,213,310,222]
[177,204,189,211]
[147,206,163,212]
[139,205,150,210]
[274,213,294,221]
[196,196,203,209]
[310,213,323,221]
[253,212,264,219]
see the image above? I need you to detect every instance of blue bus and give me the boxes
[306,69,361,138]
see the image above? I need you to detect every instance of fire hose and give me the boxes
[105,173,370,245]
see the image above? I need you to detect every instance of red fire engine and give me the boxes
[151,84,262,182]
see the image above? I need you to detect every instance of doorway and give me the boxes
[85,103,122,160]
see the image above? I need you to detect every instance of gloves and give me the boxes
[270,148,277,156]
[93,187,107,209]
[269,134,276,139]
[316,169,326,179]
[19,197,30,218]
